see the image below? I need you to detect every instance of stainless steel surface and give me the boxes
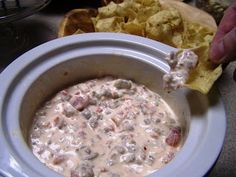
[0,0,235,177]
[0,0,51,23]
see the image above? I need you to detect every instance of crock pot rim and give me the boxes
[0,32,226,177]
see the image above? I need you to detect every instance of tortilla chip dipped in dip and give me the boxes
[160,0,222,94]
[58,0,222,94]
[163,49,199,92]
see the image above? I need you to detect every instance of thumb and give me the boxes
[210,26,236,64]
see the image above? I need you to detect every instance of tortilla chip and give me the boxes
[121,21,145,36]
[58,8,97,37]
[101,0,124,6]
[93,16,124,32]
[185,45,222,94]
[145,8,183,47]
[159,0,217,32]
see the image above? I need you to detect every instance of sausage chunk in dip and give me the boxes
[29,77,184,177]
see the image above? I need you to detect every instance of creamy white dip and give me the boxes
[29,77,183,177]
[163,49,198,91]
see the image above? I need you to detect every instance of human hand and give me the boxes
[209,1,236,64]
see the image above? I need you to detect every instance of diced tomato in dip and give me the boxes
[29,77,183,177]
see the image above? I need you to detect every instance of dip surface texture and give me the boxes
[29,77,183,177]
[163,49,198,91]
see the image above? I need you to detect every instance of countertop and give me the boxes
[0,0,235,177]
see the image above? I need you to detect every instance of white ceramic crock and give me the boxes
[0,33,226,177]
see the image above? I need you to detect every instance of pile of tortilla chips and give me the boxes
[58,0,222,94]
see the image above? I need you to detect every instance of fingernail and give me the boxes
[210,41,225,64]
[216,41,225,63]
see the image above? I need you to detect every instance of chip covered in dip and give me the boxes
[58,0,222,94]
[163,49,198,92]
[29,77,184,177]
